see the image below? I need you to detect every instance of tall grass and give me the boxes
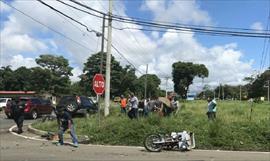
[33,100,270,151]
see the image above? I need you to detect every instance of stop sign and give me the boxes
[93,74,105,95]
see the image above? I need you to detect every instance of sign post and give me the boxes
[93,74,105,127]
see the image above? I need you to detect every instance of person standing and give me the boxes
[207,97,217,120]
[143,98,150,117]
[10,97,25,134]
[57,109,78,147]
[120,95,127,114]
[128,92,139,119]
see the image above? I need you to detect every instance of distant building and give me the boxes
[187,92,196,101]
[0,91,36,97]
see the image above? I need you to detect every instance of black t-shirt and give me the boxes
[11,101,24,116]
[60,111,73,128]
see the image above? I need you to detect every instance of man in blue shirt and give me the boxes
[57,110,78,147]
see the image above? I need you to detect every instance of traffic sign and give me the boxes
[93,74,105,95]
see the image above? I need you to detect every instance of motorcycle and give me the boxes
[144,131,195,152]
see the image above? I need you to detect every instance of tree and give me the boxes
[248,69,270,98]
[13,67,33,91]
[81,52,137,97]
[35,54,73,95]
[30,67,53,93]
[0,66,17,90]
[36,54,73,77]
[134,74,161,98]
[172,61,208,98]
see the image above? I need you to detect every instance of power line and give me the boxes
[259,0,270,73]
[68,0,270,38]
[56,0,105,19]
[37,0,96,34]
[1,0,94,52]
[39,0,144,74]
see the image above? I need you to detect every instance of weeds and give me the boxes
[33,100,270,151]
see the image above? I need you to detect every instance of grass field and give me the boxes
[33,100,270,151]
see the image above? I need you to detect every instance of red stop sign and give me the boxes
[93,74,105,95]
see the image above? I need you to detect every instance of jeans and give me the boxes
[58,124,78,145]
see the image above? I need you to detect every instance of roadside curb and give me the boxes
[11,124,270,154]
[27,124,47,136]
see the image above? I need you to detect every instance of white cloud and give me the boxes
[0,0,254,94]
[141,0,212,25]
[250,22,263,31]
[9,55,38,69]
[70,67,83,82]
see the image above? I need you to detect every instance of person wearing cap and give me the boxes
[10,97,25,134]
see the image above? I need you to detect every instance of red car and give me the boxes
[4,97,54,119]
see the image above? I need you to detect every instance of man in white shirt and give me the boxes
[128,92,138,119]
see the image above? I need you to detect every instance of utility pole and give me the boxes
[222,84,225,100]
[202,77,205,99]
[104,0,113,117]
[99,15,105,74]
[165,76,170,98]
[266,80,270,102]
[218,83,221,100]
[96,14,106,127]
[144,64,148,99]
[240,85,242,101]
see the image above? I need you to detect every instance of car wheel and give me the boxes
[31,110,38,119]
[65,102,78,113]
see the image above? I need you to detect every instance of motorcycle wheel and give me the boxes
[144,134,163,152]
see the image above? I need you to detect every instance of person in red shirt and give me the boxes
[120,95,127,114]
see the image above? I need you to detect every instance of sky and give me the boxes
[0,0,269,93]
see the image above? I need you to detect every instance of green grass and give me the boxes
[33,101,270,151]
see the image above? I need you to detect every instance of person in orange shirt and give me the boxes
[120,95,127,114]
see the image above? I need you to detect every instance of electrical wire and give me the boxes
[68,0,270,38]
[39,0,144,74]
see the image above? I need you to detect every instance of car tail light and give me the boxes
[76,96,81,104]
[24,101,31,112]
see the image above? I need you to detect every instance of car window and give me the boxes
[0,99,6,103]
[41,99,51,105]
[31,98,41,104]
[58,96,76,105]
[81,97,92,107]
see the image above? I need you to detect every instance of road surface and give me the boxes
[0,111,269,161]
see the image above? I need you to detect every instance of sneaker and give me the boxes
[73,143,79,148]
[17,129,23,134]
[56,142,63,146]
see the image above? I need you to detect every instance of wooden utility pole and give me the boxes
[144,64,148,99]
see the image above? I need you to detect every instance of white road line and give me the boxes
[9,125,46,141]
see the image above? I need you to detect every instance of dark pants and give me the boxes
[121,107,126,114]
[128,108,138,119]
[14,114,24,133]
[207,111,216,120]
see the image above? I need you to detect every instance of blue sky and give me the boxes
[0,0,269,92]
[123,0,269,69]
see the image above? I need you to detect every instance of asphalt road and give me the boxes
[0,111,269,161]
